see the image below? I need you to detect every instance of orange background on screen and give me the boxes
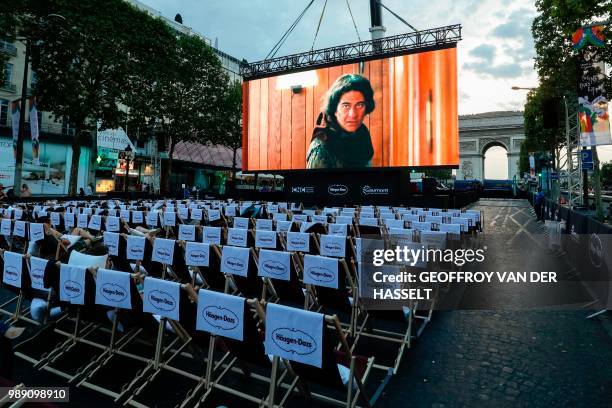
[242,47,458,170]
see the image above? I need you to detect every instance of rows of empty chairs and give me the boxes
[0,199,482,407]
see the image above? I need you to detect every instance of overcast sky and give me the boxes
[140,0,539,116]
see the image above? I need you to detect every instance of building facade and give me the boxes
[457,111,525,181]
[1,1,243,195]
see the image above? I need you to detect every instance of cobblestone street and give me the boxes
[380,199,612,407]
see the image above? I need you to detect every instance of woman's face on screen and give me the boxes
[335,90,366,133]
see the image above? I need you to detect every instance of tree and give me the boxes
[601,161,612,187]
[29,0,175,195]
[147,33,229,194]
[215,80,243,188]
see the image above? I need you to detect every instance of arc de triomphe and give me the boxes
[456,111,525,181]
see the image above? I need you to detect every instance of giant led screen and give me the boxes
[242,47,458,171]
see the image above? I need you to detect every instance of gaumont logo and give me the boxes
[328,184,348,196]
[362,185,389,195]
[225,257,246,271]
[262,260,287,276]
[272,328,317,355]
[307,266,335,283]
[148,290,176,311]
[202,306,239,330]
[63,280,83,298]
[101,283,127,303]
[4,266,19,281]
[188,250,208,262]
[291,186,314,194]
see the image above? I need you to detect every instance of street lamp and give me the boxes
[14,13,66,197]
[511,86,536,91]
[123,144,133,193]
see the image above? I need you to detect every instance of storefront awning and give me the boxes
[171,142,242,169]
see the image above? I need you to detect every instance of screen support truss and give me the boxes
[241,24,461,80]
[559,96,583,207]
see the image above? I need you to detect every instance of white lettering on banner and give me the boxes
[29,256,48,291]
[221,245,250,277]
[3,251,23,288]
[59,264,86,305]
[286,232,309,252]
[185,242,210,267]
[143,277,180,320]
[362,185,390,195]
[97,125,136,151]
[196,289,245,341]
[255,230,277,249]
[303,254,339,289]
[29,223,44,242]
[227,228,248,247]
[257,249,291,281]
[264,303,323,368]
[152,238,175,264]
[319,234,346,258]
[202,226,221,245]
[126,235,145,260]
[103,232,120,256]
[178,224,196,241]
[95,268,132,310]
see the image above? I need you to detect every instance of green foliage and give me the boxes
[602,161,612,186]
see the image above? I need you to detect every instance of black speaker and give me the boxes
[542,97,561,129]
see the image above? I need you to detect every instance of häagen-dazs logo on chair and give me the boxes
[323,242,342,253]
[272,327,317,355]
[188,250,208,263]
[262,260,287,276]
[589,233,603,268]
[63,280,83,298]
[101,283,127,303]
[328,184,348,196]
[148,290,176,311]
[225,257,246,272]
[202,306,239,330]
[306,266,335,283]
[155,248,172,261]
[4,266,19,282]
